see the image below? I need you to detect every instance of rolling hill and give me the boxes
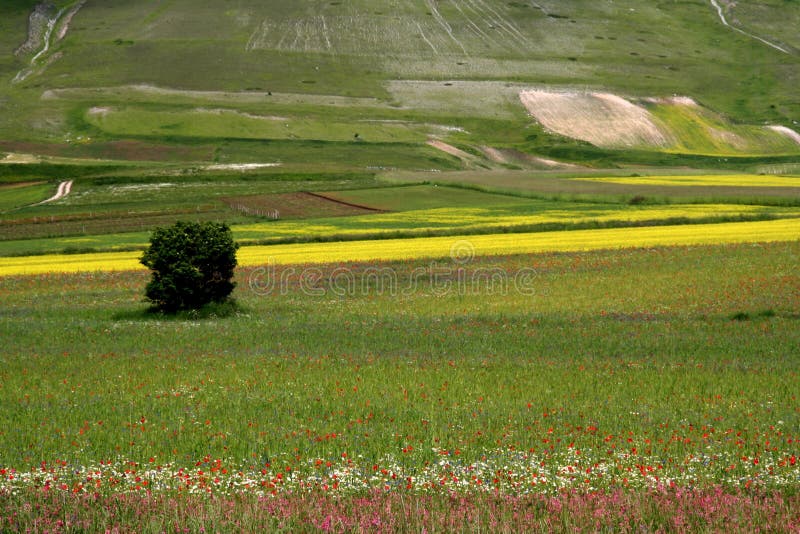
[1,0,799,171]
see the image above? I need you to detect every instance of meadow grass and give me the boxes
[2,0,800,528]
[84,107,434,144]
[727,1,800,51]
[0,243,797,502]
[647,101,800,157]
[0,182,52,212]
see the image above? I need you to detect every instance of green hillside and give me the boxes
[1,0,799,171]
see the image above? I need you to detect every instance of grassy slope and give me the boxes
[647,101,800,156]
[725,1,800,51]
[0,0,797,170]
[0,182,52,211]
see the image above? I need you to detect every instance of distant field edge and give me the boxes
[1,219,799,277]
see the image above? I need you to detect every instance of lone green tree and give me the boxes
[141,221,239,312]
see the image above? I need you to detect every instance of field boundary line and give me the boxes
[302,191,385,213]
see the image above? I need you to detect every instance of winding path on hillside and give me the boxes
[37,180,73,205]
[709,0,791,55]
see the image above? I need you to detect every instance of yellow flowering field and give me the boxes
[2,218,800,276]
[575,174,800,188]
[232,202,800,241]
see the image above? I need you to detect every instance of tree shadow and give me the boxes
[111,299,247,321]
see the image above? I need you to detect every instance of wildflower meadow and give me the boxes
[0,241,798,531]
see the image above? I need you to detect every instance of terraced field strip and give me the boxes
[2,218,800,276]
[576,174,800,188]
[231,202,800,243]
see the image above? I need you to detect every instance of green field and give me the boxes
[386,170,800,204]
[0,181,51,211]
[4,181,800,257]
[1,242,799,529]
[2,243,799,473]
[1,0,799,530]
[576,174,800,188]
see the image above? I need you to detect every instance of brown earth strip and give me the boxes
[303,191,384,212]
[479,146,584,170]
[222,192,383,220]
[0,207,224,242]
[0,181,46,190]
[426,139,481,164]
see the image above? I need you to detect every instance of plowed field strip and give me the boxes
[303,191,384,213]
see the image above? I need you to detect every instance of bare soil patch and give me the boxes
[426,140,480,164]
[56,0,85,41]
[479,146,583,170]
[222,192,383,220]
[205,163,281,171]
[480,146,509,164]
[1,153,41,164]
[768,125,800,145]
[36,180,72,205]
[14,2,55,56]
[519,90,672,149]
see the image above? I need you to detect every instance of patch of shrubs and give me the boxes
[140,221,238,313]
